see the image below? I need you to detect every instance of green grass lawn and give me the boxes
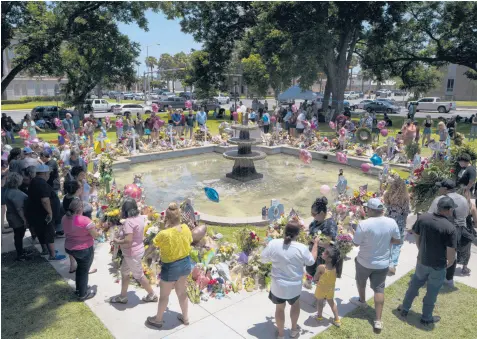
[1,99,145,110]
[456,101,477,107]
[207,225,267,243]
[1,248,113,339]
[316,272,477,339]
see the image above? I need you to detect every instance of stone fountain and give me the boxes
[223,115,266,182]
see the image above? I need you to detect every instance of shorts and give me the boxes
[268,291,300,305]
[423,127,431,134]
[121,252,145,280]
[185,125,193,132]
[161,256,191,282]
[355,258,388,293]
[32,220,55,244]
[289,124,296,129]
[296,128,304,134]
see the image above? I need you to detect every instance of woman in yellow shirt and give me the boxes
[147,203,192,328]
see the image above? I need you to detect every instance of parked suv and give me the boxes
[30,106,73,129]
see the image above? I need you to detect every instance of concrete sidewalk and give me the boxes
[2,223,476,339]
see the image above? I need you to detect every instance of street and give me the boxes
[2,98,476,123]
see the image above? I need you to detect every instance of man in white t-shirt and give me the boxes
[296,110,306,134]
[350,198,401,331]
[261,222,318,339]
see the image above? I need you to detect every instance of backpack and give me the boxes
[262,114,269,123]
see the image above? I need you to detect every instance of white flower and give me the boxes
[146,226,159,235]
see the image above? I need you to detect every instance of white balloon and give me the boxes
[240,105,247,112]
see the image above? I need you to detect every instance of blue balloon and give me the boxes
[370,154,383,166]
[204,187,219,203]
[58,135,65,145]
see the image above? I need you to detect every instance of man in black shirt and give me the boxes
[398,197,457,325]
[456,153,476,195]
[27,164,65,260]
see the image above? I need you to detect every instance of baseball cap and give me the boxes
[23,147,33,154]
[35,164,51,173]
[39,151,50,158]
[436,179,456,190]
[363,198,384,210]
[437,196,458,210]
[458,153,471,162]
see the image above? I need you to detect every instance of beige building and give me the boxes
[426,64,477,101]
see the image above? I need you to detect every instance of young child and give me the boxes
[314,245,343,327]
[115,116,124,140]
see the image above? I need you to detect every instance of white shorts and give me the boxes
[121,252,144,280]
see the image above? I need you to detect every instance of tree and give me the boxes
[1,1,159,92]
[145,56,157,76]
[241,54,269,97]
[360,2,477,84]
[394,65,442,99]
[157,53,175,90]
[173,52,190,91]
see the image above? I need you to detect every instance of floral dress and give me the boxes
[306,218,338,276]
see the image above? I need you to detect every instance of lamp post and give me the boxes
[233,79,238,112]
[145,43,160,103]
[348,66,353,91]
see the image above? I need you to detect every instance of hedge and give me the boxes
[2,96,62,105]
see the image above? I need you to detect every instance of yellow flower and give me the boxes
[353,191,359,198]
[153,212,159,219]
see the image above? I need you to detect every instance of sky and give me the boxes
[118,10,202,75]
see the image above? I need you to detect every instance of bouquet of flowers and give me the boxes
[351,190,375,206]
[235,228,261,254]
[336,233,353,257]
[215,244,236,262]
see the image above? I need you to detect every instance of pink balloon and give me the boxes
[339,127,346,136]
[329,121,336,129]
[58,129,67,136]
[54,118,62,127]
[380,129,388,137]
[24,140,31,147]
[336,152,348,164]
[361,163,371,173]
[124,183,142,200]
[320,185,331,195]
[151,103,159,113]
[377,120,386,129]
[299,149,312,164]
[19,129,30,139]
[31,138,39,144]
[185,100,192,109]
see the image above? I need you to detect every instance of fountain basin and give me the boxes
[223,150,267,161]
[228,138,261,145]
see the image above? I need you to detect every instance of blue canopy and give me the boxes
[278,86,322,101]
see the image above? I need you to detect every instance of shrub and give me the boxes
[20,96,61,102]
[1,99,29,105]
[405,142,421,160]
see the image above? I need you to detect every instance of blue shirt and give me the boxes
[63,118,74,133]
[172,113,181,123]
[197,111,207,125]
[250,111,257,119]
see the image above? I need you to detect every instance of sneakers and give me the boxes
[445,279,455,288]
[349,297,368,308]
[48,254,67,261]
[374,320,383,330]
[290,325,301,338]
[420,316,441,325]
[332,319,341,327]
[78,290,96,301]
[397,305,408,317]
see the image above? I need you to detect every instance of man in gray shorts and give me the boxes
[350,198,401,331]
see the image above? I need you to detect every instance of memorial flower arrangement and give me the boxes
[335,233,354,256]
[235,228,262,254]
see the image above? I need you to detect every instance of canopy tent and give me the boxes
[277,86,323,101]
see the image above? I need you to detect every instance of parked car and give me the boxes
[193,99,219,112]
[376,89,392,97]
[133,92,145,100]
[414,97,456,113]
[30,106,73,129]
[357,92,365,98]
[357,99,374,110]
[153,96,188,111]
[179,91,195,100]
[364,100,400,114]
[113,103,152,116]
[229,91,240,99]
[122,92,134,99]
[213,93,230,104]
[344,91,359,99]
[85,99,116,112]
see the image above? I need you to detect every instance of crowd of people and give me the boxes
[1,100,476,336]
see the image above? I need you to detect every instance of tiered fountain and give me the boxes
[223,114,266,182]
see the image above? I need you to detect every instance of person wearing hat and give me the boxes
[397,196,457,325]
[456,153,475,193]
[21,147,41,169]
[349,198,401,331]
[26,164,65,261]
[428,179,469,287]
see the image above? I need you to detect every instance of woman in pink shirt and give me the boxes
[110,199,157,304]
[62,198,101,301]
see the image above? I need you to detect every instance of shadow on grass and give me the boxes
[1,246,112,339]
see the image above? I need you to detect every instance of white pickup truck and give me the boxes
[85,99,116,112]
[415,97,456,113]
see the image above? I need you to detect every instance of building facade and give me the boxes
[425,64,477,101]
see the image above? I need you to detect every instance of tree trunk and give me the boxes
[322,80,331,111]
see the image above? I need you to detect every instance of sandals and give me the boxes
[146,316,164,329]
[177,314,189,325]
[110,295,128,304]
[89,268,98,274]
[290,325,301,337]
[142,293,158,303]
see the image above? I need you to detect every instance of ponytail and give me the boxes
[312,196,328,215]
[66,197,82,217]
[327,245,344,278]
[283,220,301,245]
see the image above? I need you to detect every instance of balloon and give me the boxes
[18,129,30,139]
[299,149,312,164]
[3,145,12,152]
[1,151,8,161]
[329,121,336,129]
[377,120,386,129]
[31,137,39,144]
[380,129,388,137]
[58,129,67,136]
[204,187,220,203]
[240,105,247,113]
[336,152,348,164]
[151,103,159,113]
[24,140,31,147]
[339,127,346,136]
[192,225,207,243]
[320,185,331,195]
[291,104,298,113]
[54,118,62,127]
[361,163,371,173]
[370,154,383,166]
[124,183,142,199]
[58,135,65,145]
[185,100,192,109]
